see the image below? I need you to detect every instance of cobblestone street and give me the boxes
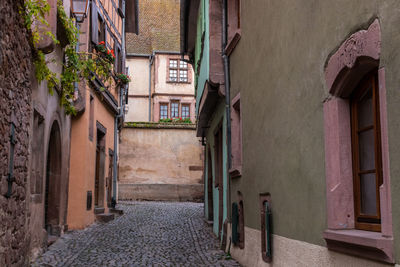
[32,202,240,267]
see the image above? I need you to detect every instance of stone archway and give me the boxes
[44,121,62,236]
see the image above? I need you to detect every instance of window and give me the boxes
[351,72,382,231]
[322,19,394,264]
[260,193,272,263]
[89,95,94,141]
[168,59,189,83]
[230,93,242,178]
[160,103,168,119]
[226,0,241,55]
[181,104,190,119]
[171,102,179,118]
[98,16,105,43]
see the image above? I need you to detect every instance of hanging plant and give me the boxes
[22,0,115,115]
[115,73,131,85]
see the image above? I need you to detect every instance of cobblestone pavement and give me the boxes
[32,202,241,267]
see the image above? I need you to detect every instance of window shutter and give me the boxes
[232,202,239,245]
[91,2,98,44]
[114,41,118,71]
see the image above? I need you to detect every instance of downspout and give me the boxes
[222,0,232,220]
[112,0,126,205]
[148,52,155,121]
[74,23,80,98]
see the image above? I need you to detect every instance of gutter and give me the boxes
[148,52,155,121]
[112,0,127,204]
[222,0,232,221]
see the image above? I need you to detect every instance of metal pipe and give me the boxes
[112,0,126,204]
[148,52,155,121]
[222,0,232,221]
[74,23,80,98]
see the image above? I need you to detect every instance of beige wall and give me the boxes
[126,54,196,123]
[154,54,195,95]
[119,125,203,200]
[226,225,398,267]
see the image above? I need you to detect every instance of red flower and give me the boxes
[99,41,105,45]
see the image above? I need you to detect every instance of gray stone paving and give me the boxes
[32,202,241,267]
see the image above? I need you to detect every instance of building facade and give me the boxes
[182,0,400,266]
[119,0,203,202]
[67,0,136,229]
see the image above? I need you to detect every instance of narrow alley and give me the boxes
[32,202,240,266]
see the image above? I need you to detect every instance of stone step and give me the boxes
[96,213,115,223]
[47,235,58,247]
[109,208,124,215]
[94,207,105,214]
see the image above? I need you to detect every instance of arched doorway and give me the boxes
[44,121,62,236]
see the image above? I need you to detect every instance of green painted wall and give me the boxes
[228,0,400,261]
[194,0,209,114]
[204,101,227,236]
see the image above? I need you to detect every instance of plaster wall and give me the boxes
[67,86,115,230]
[154,54,195,95]
[228,0,400,263]
[126,98,149,122]
[119,127,203,201]
[28,1,72,260]
[194,0,210,114]
[127,57,149,96]
[204,101,227,236]
[226,225,399,267]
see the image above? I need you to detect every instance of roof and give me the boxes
[126,0,181,54]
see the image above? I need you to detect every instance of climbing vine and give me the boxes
[22,0,115,115]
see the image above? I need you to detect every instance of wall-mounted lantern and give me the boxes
[70,0,89,23]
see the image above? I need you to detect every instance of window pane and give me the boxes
[358,129,375,171]
[169,69,177,82]
[179,70,188,82]
[360,173,377,215]
[182,105,190,119]
[170,60,178,68]
[171,102,179,118]
[160,104,168,119]
[180,61,188,69]
[358,86,373,128]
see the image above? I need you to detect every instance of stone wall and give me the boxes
[0,0,33,265]
[119,123,204,201]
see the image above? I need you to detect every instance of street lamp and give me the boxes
[70,0,89,23]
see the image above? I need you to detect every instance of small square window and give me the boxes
[168,59,190,83]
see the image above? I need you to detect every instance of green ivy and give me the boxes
[23,0,115,115]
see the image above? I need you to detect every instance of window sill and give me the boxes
[323,229,394,263]
[229,166,242,178]
[225,30,241,57]
[166,80,191,84]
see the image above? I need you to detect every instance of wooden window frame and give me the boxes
[225,0,241,56]
[167,58,190,84]
[181,104,190,119]
[170,101,180,118]
[89,95,94,141]
[214,123,223,188]
[159,103,169,119]
[350,71,382,232]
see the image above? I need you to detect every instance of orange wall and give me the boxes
[67,85,116,229]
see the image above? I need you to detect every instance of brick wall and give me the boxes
[0,0,33,265]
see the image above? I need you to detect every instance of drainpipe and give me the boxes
[148,52,155,121]
[74,23,80,98]
[222,0,232,220]
[112,0,126,205]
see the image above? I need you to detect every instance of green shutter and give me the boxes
[265,202,272,259]
[232,202,239,245]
